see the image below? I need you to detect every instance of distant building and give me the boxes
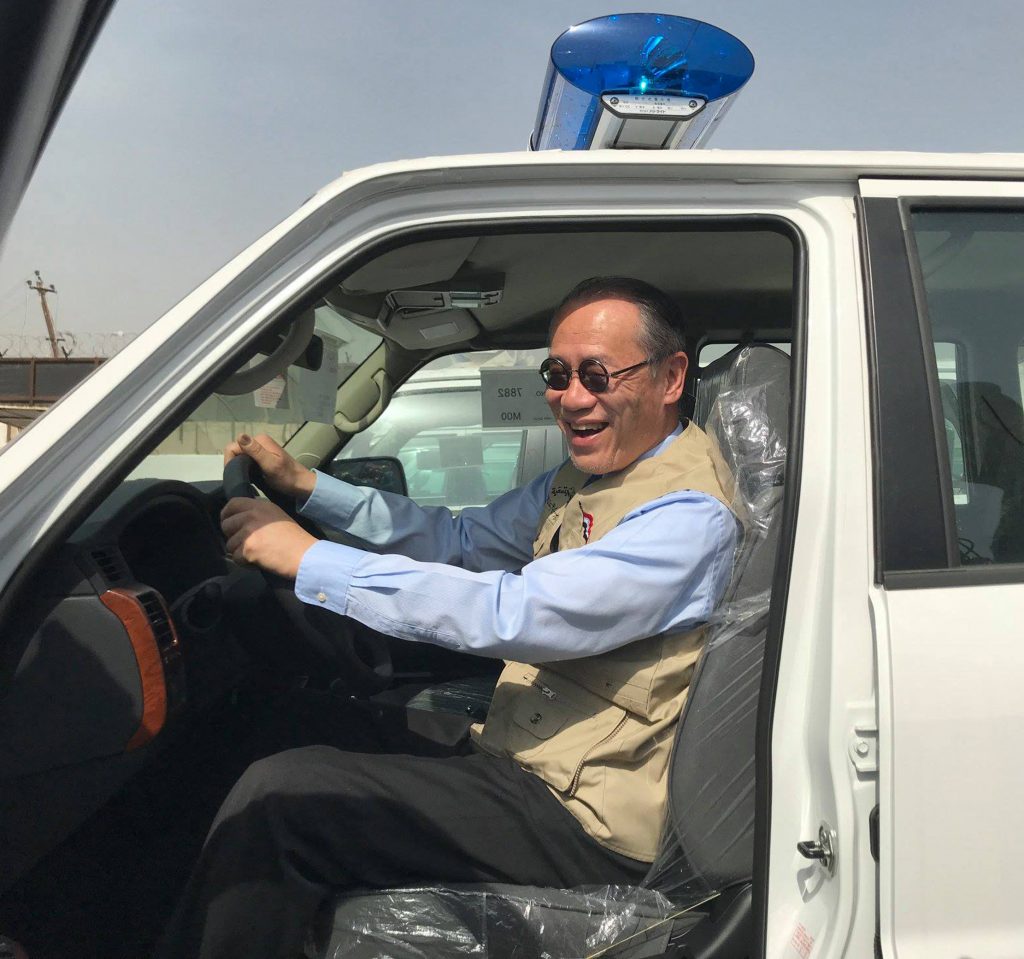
[0,356,103,445]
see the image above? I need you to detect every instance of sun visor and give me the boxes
[364,273,504,350]
[341,237,480,294]
[382,308,481,350]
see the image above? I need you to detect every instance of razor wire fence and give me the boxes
[0,331,137,358]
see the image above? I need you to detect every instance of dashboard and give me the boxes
[0,478,242,892]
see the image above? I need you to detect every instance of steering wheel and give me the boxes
[223,453,393,694]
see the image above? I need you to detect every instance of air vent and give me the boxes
[137,590,176,652]
[90,546,130,585]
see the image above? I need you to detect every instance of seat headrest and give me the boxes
[695,344,790,437]
[696,344,790,530]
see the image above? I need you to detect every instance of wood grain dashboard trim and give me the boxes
[100,588,170,750]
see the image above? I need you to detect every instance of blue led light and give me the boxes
[551,13,753,100]
[532,13,754,151]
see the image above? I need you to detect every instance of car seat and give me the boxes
[313,344,791,959]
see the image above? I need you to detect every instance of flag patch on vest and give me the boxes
[580,503,594,543]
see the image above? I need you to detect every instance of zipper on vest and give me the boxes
[530,679,556,700]
[566,713,629,798]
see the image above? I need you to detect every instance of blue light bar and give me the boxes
[532,14,754,151]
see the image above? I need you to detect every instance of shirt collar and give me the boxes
[639,422,685,464]
[585,423,685,484]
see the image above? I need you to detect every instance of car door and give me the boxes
[860,178,1024,959]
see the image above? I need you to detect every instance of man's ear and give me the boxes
[662,351,688,405]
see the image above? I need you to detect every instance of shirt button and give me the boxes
[316,591,327,603]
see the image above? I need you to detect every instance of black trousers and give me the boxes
[154,707,648,959]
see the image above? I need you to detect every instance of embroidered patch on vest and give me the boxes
[579,503,594,543]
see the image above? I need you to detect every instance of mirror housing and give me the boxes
[330,456,408,496]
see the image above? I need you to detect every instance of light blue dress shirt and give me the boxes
[295,428,737,663]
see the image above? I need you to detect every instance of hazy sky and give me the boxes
[2,0,1023,345]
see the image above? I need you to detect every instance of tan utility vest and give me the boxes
[472,423,735,861]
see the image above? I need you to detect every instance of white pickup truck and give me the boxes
[0,8,1021,959]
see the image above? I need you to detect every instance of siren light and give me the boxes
[532,13,754,151]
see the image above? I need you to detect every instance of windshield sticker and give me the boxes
[254,374,287,409]
[295,331,340,425]
[480,369,553,428]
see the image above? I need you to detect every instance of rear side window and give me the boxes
[911,209,1024,565]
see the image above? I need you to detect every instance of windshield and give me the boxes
[129,303,380,482]
[335,348,553,510]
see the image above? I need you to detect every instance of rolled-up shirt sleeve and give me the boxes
[295,491,737,662]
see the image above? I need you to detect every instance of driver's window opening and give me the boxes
[1,221,800,959]
[310,224,798,954]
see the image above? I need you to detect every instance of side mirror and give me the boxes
[330,456,408,496]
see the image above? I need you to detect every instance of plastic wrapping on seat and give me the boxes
[316,884,711,959]
[315,344,790,959]
[699,345,789,541]
[700,347,788,644]
[648,345,789,899]
[404,676,496,720]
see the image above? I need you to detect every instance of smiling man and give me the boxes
[158,277,739,959]
[544,282,690,474]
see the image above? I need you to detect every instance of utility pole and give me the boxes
[26,271,60,358]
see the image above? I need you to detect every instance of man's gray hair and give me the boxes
[551,276,686,372]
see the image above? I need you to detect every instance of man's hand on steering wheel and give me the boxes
[221,497,317,579]
[224,432,317,502]
[219,434,394,693]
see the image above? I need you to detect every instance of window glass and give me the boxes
[129,303,381,483]
[911,209,1024,564]
[335,349,549,510]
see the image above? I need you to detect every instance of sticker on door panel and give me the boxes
[784,921,817,959]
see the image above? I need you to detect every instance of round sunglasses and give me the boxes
[538,357,652,393]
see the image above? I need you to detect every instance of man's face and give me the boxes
[545,297,686,475]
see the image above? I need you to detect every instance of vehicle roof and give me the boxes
[317,148,1024,203]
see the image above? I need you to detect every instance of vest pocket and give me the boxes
[508,684,627,794]
[511,693,569,741]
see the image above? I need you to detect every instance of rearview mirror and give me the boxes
[329,457,408,496]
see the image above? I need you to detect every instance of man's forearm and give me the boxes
[298,470,481,563]
[295,493,736,661]
[299,468,544,571]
